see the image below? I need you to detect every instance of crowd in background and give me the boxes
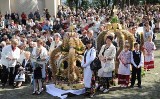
[0,4,159,97]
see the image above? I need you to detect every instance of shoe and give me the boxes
[121,85,124,87]
[130,85,134,88]
[99,86,104,91]
[96,85,101,91]
[41,88,44,92]
[37,91,41,95]
[84,88,90,96]
[123,85,127,88]
[2,84,5,89]
[32,91,36,95]
[138,86,142,89]
[120,85,123,87]
[84,92,90,97]
[89,93,95,98]
[15,85,21,88]
[103,89,109,93]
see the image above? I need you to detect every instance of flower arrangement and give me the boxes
[110,16,119,23]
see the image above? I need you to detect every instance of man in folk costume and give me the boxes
[97,35,116,93]
[1,39,20,88]
[130,43,144,88]
[81,40,96,97]
[143,36,156,71]
[118,43,131,87]
[32,38,48,94]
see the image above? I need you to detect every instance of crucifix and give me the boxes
[70,24,74,33]
[113,6,118,16]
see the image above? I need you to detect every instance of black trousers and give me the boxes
[98,77,110,89]
[0,68,2,80]
[131,66,141,86]
[1,65,15,85]
[21,19,26,25]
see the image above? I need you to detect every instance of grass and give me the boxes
[156,32,160,40]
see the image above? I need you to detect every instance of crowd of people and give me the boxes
[0,4,159,98]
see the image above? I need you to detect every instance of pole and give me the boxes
[9,0,11,14]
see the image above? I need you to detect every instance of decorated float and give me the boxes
[96,16,144,74]
[49,14,145,94]
[50,29,85,90]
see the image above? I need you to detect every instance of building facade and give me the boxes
[0,0,61,17]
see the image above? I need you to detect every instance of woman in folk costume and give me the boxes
[143,35,156,71]
[97,35,116,93]
[32,38,48,95]
[81,40,96,98]
[143,22,154,42]
[118,43,131,87]
[49,33,62,55]
[49,33,62,69]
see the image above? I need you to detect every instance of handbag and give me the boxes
[98,68,104,77]
[103,63,114,73]
[15,73,25,81]
[91,45,107,71]
[90,57,101,71]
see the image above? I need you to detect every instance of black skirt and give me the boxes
[34,66,42,79]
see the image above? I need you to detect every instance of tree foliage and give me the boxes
[66,0,160,9]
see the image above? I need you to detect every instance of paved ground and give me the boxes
[0,34,160,99]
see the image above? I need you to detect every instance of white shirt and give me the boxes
[1,45,20,68]
[24,59,29,67]
[81,47,96,68]
[32,46,48,64]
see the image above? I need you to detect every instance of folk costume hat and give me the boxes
[54,33,61,38]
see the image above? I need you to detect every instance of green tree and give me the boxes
[73,0,79,16]
[66,0,74,9]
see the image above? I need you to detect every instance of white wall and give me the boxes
[45,0,61,17]
[0,0,60,17]
[0,0,10,15]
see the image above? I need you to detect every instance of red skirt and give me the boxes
[118,74,130,86]
[144,61,154,70]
